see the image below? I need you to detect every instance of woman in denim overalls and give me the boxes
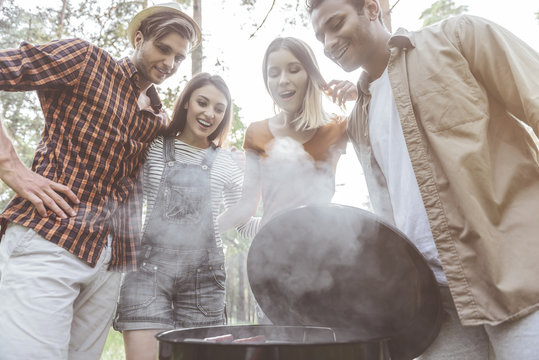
[114,73,254,359]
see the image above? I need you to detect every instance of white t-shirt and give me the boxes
[368,68,447,285]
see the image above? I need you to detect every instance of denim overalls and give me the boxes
[114,137,226,330]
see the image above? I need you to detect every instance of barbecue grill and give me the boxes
[157,204,442,360]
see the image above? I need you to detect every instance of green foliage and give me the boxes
[227,103,247,150]
[0,1,59,210]
[224,247,258,324]
[281,0,309,28]
[102,328,125,359]
[419,0,468,27]
[68,0,144,57]
[0,1,58,46]
[159,79,189,115]
[219,99,257,321]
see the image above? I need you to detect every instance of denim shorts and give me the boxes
[113,246,226,331]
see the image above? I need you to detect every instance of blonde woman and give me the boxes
[219,37,354,236]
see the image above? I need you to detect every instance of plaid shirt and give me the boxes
[0,39,168,271]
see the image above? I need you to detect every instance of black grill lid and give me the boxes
[247,204,442,360]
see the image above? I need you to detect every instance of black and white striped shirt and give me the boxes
[143,137,257,246]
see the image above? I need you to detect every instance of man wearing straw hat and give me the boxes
[0,3,200,359]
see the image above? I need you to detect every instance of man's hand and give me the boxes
[0,158,79,218]
[324,80,359,106]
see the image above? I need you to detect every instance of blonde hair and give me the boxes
[262,37,330,131]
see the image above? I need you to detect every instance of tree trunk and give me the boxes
[237,252,246,321]
[379,0,392,32]
[57,0,68,38]
[191,0,202,75]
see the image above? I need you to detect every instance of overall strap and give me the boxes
[163,136,176,163]
[201,143,219,169]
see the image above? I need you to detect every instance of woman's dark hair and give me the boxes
[164,73,232,147]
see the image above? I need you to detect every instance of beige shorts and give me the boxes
[0,223,121,360]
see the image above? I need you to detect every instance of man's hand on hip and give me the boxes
[0,146,79,218]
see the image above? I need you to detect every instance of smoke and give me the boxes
[247,137,432,339]
[259,136,337,226]
[248,201,427,338]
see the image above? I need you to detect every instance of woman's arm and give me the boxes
[218,150,262,233]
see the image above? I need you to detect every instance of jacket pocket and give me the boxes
[411,61,487,133]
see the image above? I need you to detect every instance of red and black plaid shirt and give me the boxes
[0,39,168,271]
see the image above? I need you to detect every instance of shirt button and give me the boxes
[201,165,208,170]
[167,161,175,167]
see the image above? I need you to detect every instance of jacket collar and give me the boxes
[356,28,416,97]
[388,27,416,49]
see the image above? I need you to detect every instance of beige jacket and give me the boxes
[348,15,539,326]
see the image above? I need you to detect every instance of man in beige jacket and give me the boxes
[308,0,539,358]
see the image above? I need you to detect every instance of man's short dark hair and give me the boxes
[306,0,364,14]
[305,0,383,25]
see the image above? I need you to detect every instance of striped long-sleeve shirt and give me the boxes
[0,39,167,271]
[143,137,258,244]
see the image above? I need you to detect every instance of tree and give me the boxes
[69,0,146,58]
[228,103,247,150]
[380,0,392,32]
[222,227,257,323]
[0,0,67,209]
[56,0,68,38]
[191,0,202,75]
[419,0,468,27]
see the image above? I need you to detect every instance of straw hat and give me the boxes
[127,2,201,49]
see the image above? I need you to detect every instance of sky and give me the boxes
[199,0,539,123]
[195,0,538,208]
[12,0,539,208]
